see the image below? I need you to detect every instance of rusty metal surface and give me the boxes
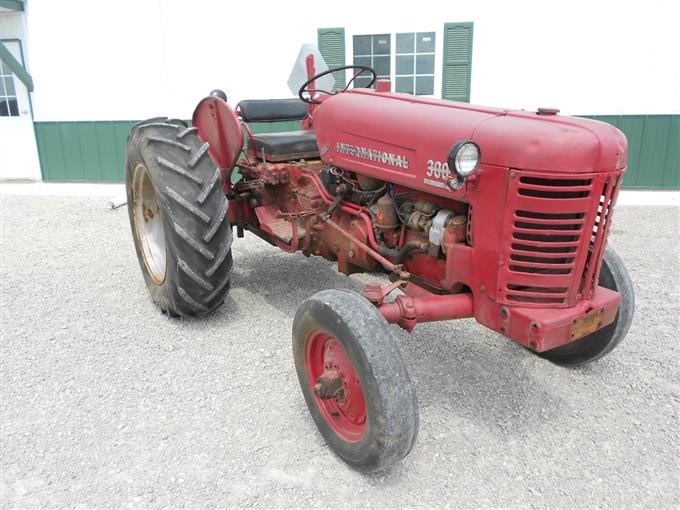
[570,308,605,341]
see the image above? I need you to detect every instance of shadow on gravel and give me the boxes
[228,239,568,447]
[231,241,379,315]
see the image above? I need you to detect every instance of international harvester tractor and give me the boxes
[125,53,634,472]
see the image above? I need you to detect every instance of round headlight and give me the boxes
[448,141,481,178]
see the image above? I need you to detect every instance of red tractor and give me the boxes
[125,59,634,472]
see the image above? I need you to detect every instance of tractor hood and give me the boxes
[313,90,627,176]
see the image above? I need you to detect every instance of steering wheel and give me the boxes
[298,65,377,104]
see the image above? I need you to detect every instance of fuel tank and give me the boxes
[312,90,627,198]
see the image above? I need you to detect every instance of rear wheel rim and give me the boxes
[305,330,367,442]
[132,163,167,284]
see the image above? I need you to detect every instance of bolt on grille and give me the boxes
[499,171,622,307]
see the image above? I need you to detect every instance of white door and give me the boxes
[0,40,41,180]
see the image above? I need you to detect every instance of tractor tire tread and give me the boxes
[125,116,233,317]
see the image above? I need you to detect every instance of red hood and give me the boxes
[313,90,627,174]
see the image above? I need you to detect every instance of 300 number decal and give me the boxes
[426,160,451,179]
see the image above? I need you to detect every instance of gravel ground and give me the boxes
[1,194,678,508]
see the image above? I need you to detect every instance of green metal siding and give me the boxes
[583,115,679,189]
[33,116,678,188]
[35,121,134,182]
[35,120,301,182]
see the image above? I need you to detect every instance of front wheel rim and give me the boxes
[132,163,167,284]
[305,330,367,442]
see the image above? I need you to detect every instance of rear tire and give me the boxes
[292,289,419,472]
[125,117,233,317]
[539,246,635,366]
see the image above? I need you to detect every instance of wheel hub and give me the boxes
[306,332,367,441]
[313,369,343,399]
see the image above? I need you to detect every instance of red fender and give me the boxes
[192,96,244,173]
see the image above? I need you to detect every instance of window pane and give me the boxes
[415,75,434,95]
[353,56,372,68]
[0,61,7,76]
[8,97,18,116]
[395,76,414,94]
[373,56,390,77]
[4,76,15,96]
[416,54,435,75]
[416,32,436,53]
[353,35,372,55]
[0,76,6,96]
[372,34,391,55]
[0,99,9,116]
[396,33,414,53]
[396,55,414,75]
[354,76,373,89]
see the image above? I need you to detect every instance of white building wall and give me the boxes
[0,9,41,179]
[1,10,26,45]
[25,0,680,121]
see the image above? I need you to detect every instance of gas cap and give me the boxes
[537,107,560,115]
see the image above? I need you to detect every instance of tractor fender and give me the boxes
[192,96,244,173]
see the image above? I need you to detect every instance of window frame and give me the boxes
[394,31,436,96]
[0,38,31,117]
[348,29,441,97]
[0,53,20,117]
[352,33,392,89]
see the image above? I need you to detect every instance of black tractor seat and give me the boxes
[251,130,319,162]
[237,97,318,161]
[238,98,308,122]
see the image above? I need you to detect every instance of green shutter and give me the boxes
[0,0,25,11]
[442,22,473,102]
[318,27,345,91]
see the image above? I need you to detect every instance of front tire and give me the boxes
[125,118,233,317]
[539,246,635,366]
[292,289,419,472]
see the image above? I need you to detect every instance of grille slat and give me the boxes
[514,216,585,227]
[512,232,580,243]
[511,248,577,259]
[518,188,590,199]
[507,294,565,304]
[515,197,593,213]
[509,260,574,270]
[504,272,575,287]
[510,254,575,264]
[511,240,579,251]
[519,183,592,193]
[507,285,568,296]
[513,226,583,236]
[516,210,585,220]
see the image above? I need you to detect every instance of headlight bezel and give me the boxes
[447,140,481,179]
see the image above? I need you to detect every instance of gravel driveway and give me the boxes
[1,194,678,508]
